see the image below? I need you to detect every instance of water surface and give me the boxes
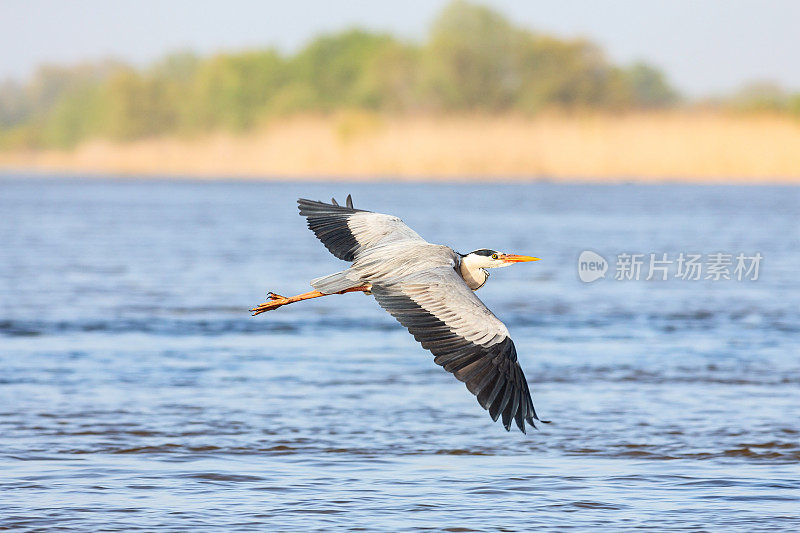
[1,178,798,531]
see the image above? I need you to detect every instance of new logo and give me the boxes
[578,251,608,283]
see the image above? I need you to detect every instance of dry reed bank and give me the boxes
[2,112,799,182]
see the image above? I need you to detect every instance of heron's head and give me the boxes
[463,249,540,269]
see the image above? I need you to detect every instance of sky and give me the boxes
[2,0,799,96]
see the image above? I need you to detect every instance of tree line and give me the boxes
[0,1,795,150]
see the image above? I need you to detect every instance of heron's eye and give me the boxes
[491,254,498,260]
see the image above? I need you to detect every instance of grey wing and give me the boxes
[371,267,539,433]
[298,196,425,261]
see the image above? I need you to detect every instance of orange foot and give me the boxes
[250,293,289,315]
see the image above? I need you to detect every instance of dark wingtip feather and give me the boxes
[488,380,506,422]
[297,197,362,215]
[370,287,540,435]
[346,194,353,208]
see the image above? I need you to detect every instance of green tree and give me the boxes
[41,85,107,147]
[188,50,286,130]
[623,62,679,108]
[515,36,618,111]
[289,29,401,110]
[102,69,178,140]
[731,81,788,112]
[421,1,528,110]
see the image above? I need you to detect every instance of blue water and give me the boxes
[1,177,798,531]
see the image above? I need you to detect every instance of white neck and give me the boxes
[459,255,489,291]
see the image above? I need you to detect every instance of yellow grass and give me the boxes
[2,111,800,182]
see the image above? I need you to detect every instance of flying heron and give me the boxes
[251,195,542,433]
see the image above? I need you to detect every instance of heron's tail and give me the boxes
[311,270,363,294]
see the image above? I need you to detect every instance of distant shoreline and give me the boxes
[2,112,799,183]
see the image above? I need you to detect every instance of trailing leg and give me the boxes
[250,286,371,316]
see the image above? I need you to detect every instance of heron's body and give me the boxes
[251,195,542,433]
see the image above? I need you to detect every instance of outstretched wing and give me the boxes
[297,196,424,261]
[371,267,539,433]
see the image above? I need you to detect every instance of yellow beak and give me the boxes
[499,253,540,263]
